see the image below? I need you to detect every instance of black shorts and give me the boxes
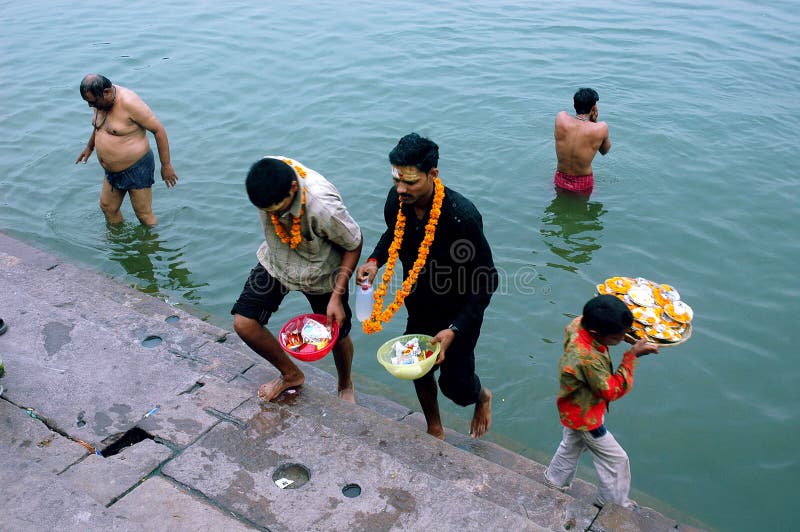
[231,263,352,338]
[105,149,155,191]
[405,312,482,407]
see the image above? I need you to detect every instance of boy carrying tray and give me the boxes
[544,294,659,508]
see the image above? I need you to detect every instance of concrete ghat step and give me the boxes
[0,238,437,433]
[0,233,701,531]
[0,410,257,531]
[224,369,597,531]
[0,232,236,344]
[0,445,130,531]
[402,411,598,501]
[232,366,697,532]
[0,247,231,349]
[164,395,555,531]
[0,255,257,386]
[402,416,692,532]
[0,233,409,406]
[0,287,208,441]
[0,282,260,452]
[0,235,407,449]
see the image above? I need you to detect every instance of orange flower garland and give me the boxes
[269,158,307,249]
[363,177,445,334]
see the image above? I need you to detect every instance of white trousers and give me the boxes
[544,425,634,508]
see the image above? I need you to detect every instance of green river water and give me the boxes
[1,1,798,529]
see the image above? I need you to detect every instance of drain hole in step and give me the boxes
[142,335,162,348]
[100,427,153,457]
[342,483,362,498]
[272,463,310,489]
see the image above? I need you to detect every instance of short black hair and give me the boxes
[80,74,112,99]
[389,133,439,173]
[573,88,600,115]
[581,295,633,335]
[245,158,296,208]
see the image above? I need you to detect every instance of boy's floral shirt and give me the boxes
[556,317,639,430]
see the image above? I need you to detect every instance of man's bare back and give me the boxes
[554,110,611,177]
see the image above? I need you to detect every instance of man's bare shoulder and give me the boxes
[592,120,609,135]
[116,86,158,125]
[116,85,145,107]
[554,111,573,136]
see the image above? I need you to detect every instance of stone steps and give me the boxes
[162,382,564,530]
[230,363,598,530]
[0,232,699,531]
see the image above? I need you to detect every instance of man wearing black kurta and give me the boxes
[357,133,497,439]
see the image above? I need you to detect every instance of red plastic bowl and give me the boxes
[278,313,339,362]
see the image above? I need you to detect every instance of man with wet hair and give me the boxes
[544,294,658,508]
[356,133,498,440]
[553,87,612,195]
[232,156,362,403]
[76,73,178,226]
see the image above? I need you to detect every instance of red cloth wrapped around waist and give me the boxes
[554,170,594,193]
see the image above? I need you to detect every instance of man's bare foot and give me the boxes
[427,428,445,440]
[470,387,492,438]
[258,374,304,401]
[338,383,356,404]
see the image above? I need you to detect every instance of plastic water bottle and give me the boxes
[355,281,374,322]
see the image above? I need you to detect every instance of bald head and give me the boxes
[80,74,112,99]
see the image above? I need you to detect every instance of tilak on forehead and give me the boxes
[392,166,425,180]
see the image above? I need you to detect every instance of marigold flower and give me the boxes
[270,159,307,249]
[363,178,445,334]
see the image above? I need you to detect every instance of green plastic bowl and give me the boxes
[376,334,440,380]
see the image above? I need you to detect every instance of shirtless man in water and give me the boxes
[75,74,178,225]
[553,88,612,195]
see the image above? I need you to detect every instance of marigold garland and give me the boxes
[269,158,307,249]
[363,177,445,334]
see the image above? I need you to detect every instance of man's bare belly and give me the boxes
[95,131,150,173]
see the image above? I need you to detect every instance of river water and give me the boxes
[1,1,797,529]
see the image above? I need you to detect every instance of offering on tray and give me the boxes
[377,334,440,380]
[281,317,332,351]
[645,322,681,343]
[390,337,435,365]
[282,330,304,350]
[605,276,634,294]
[278,313,339,362]
[597,276,694,345]
[596,283,611,295]
[653,284,680,307]
[664,300,694,323]
[632,306,661,326]
[301,318,332,348]
[628,285,656,307]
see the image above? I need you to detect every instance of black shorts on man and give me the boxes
[231,263,353,338]
[105,149,155,190]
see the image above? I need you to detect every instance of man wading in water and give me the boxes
[553,87,612,195]
[76,74,178,225]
